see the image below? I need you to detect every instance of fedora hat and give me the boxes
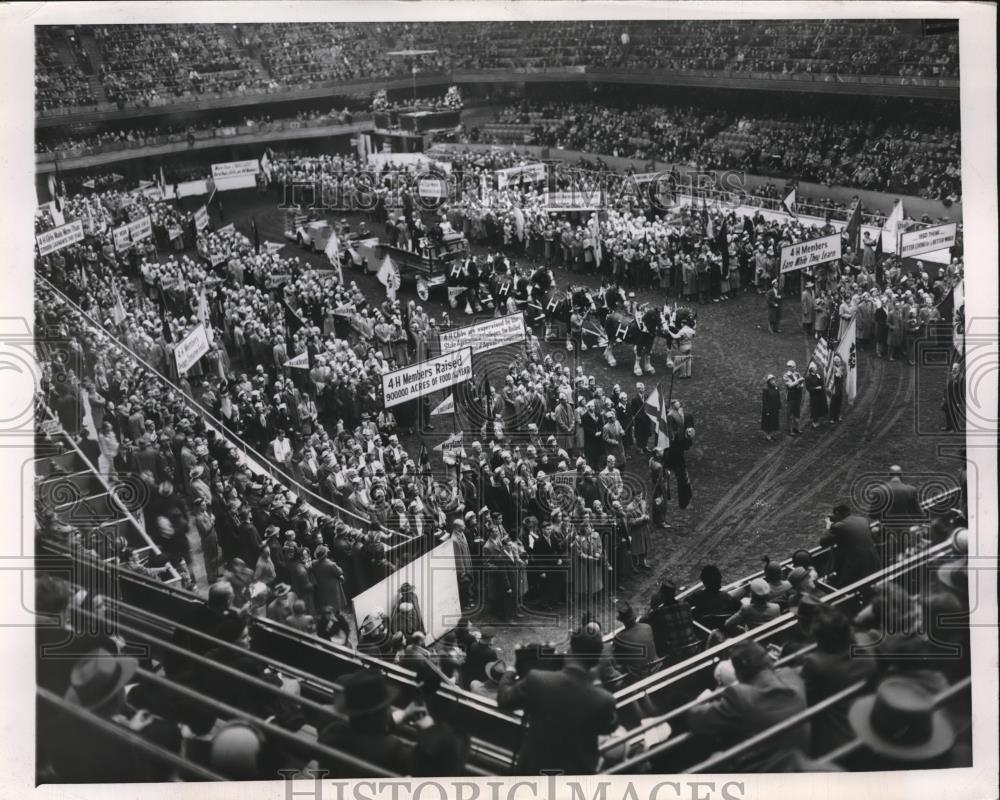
[335,670,399,717]
[64,649,138,710]
[849,677,955,761]
[272,583,291,598]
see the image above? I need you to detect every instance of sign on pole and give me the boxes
[194,205,210,232]
[36,219,85,257]
[438,313,527,355]
[174,324,211,374]
[780,233,842,274]
[210,160,260,179]
[127,216,153,243]
[112,225,132,252]
[898,223,958,259]
[381,347,473,409]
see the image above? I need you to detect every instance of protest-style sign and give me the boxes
[112,225,132,252]
[381,347,473,408]
[780,233,842,273]
[194,205,210,232]
[36,219,84,257]
[438,313,526,355]
[898,222,958,259]
[210,159,260,179]
[127,216,153,243]
[173,324,211,374]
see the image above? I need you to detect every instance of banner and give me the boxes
[174,324,211,374]
[216,222,235,236]
[264,241,285,255]
[417,176,448,200]
[36,219,84,257]
[382,347,473,408]
[112,225,132,252]
[194,205,210,232]
[210,159,260,179]
[496,162,546,189]
[543,190,604,212]
[285,351,309,369]
[780,233,842,274]
[127,216,153,243]
[898,223,957,259]
[439,313,526,355]
[430,394,455,416]
[168,225,184,241]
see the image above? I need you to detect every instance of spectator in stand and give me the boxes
[688,564,741,627]
[820,502,881,588]
[640,579,700,661]
[611,601,658,682]
[497,623,618,775]
[725,578,781,632]
[687,640,810,772]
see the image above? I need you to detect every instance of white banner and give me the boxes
[780,233,842,274]
[381,347,473,409]
[36,219,85,257]
[543,190,604,212]
[210,159,260,179]
[112,225,132,252]
[216,223,235,236]
[194,205,210,232]
[898,223,957,259]
[367,152,453,174]
[127,216,153,243]
[439,313,527,355]
[174,324,211,374]
[417,176,448,200]
[496,162,547,189]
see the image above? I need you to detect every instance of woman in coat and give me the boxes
[649,457,670,528]
[311,545,348,615]
[813,294,830,341]
[570,519,606,622]
[761,374,782,441]
[667,318,696,379]
[887,301,905,360]
[804,363,829,428]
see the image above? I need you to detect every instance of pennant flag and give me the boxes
[431,393,455,416]
[782,188,798,218]
[283,300,305,335]
[845,199,863,252]
[285,351,310,369]
[433,431,462,452]
[265,241,284,255]
[82,179,96,191]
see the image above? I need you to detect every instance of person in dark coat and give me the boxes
[941,361,964,432]
[804,362,828,427]
[765,280,782,333]
[641,579,700,661]
[687,640,810,772]
[782,360,805,435]
[761,374,782,440]
[311,546,348,615]
[800,605,877,756]
[77,427,101,466]
[497,624,617,775]
[611,602,657,682]
[820,503,881,588]
[629,383,652,453]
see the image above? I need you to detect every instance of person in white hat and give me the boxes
[782,360,805,436]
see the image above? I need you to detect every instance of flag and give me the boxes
[881,199,903,255]
[111,284,127,325]
[265,241,284,255]
[782,188,797,218]
[260,150,272,183]
[324,229,343,285]
[743,216,755,243]
[419,441,431,468]
[644,386,670,451]
[157,166,166,197]
[283,300,305,335]
[433,431,462,452]
[197,289,215,344]
[376,255,401,301]
[251,216,260,253]
[833,317,858,405]
[431,393,455,416]
[952,279,965,356]
[845,199,863,251]
[206,175,217,205]
[82,179,96,191]
[701,197,709,233]
[285,351,309,369]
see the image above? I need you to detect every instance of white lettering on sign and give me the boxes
[381,347,473,408]
[36,219,85,257]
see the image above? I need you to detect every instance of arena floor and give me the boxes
[214,189,960,650]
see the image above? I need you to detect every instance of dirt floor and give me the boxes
[214,188,962,651]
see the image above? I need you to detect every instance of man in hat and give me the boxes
[801,281,816,336]
[782,360,805,436]
[820,502,881,589]
[641,579,700,661]
[318,671,418,774]
[725,578,781,631]
[497,622,618,775]
[612,601,657,683]
[688,640,810,771]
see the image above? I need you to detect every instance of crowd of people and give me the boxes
[490,99,961,200]
[35,21,959,112]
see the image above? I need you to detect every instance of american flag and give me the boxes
[810,325,839,393]
[644,385,671,451]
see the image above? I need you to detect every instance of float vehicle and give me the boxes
[376,226,470,301]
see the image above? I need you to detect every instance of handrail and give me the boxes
[37,275,383,533]
[37,402,181,582]
[37,686,227,781]
[612,537,955,705]
[686,679,869,773]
